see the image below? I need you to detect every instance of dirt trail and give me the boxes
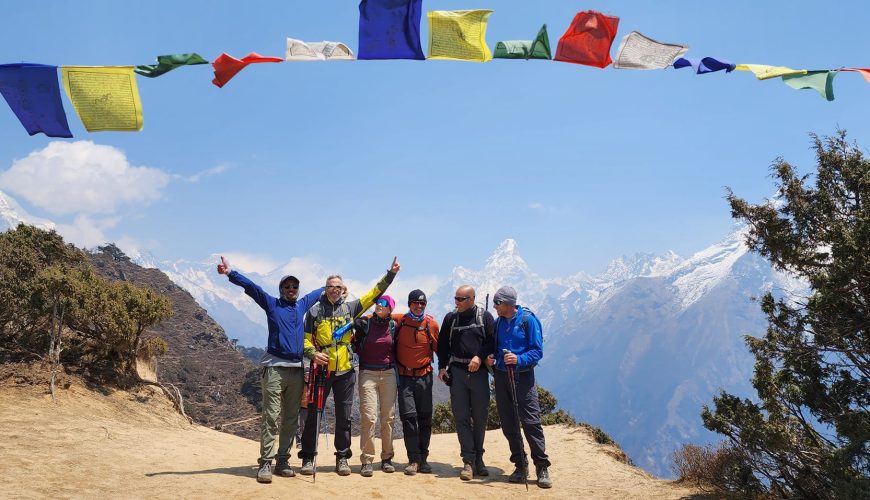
[0,380,705,499]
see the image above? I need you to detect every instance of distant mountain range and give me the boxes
[0,188,803,477]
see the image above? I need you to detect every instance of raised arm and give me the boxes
[218,255,273,311]
[353,256,400,317]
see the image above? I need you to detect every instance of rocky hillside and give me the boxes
[88,245,262,440]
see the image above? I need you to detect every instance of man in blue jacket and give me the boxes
[217,256,324,484]
[487,286,553,489]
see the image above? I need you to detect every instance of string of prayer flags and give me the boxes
[211,52,283,88]
[358,0,425,60]
[839,68,870,84]
[0,63,72,137]
[135,53,208,78]
[613,32,688,70]
[673,57,735,74]
[285,39,355,61]
[427,10,493,62]
[61,66,143,132]
[782,70,837,101]
[734,64,806,80]
[554,11,620,68]
[493,24,552,60]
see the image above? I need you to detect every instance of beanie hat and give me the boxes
[377,295,395,310]
[408,289,427,305]
[493,286,517,306]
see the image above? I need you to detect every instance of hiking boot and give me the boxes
[360,463,373,477]
[418,461,432,474]
[299,459,314,476]
[404,462,418,475]
[256,460,273,483]
[475,459,489,477]
[508,465,528,484]
[275,458,295,478]
[336,457,351,476]
[536,465,553,489]
[381,459,395,473]
[460,462,473,481]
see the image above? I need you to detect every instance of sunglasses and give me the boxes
[375,299,389,307]
[493,298,504,305]
[454,296,471,302]
[409,300,427,306]
[282,284,299,290]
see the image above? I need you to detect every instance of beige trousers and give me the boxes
[358,369,397,464]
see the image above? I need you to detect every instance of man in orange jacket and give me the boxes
[391,289,440,475]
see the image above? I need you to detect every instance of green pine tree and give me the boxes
[702,131,870,498]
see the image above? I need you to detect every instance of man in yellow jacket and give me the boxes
[298,257,400,476]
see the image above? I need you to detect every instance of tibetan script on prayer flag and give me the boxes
[61,66,143,132]
[0,63,72,137]
[673,57,735,74]
[613,32,687,70]
[358,0,425,60]
[554,11,620,68]
[285,40,355,61]
[427,10,493,62]
[735,64,807,80]
[135,53,208,78]
[782,70,837,101]
[212,53,283,88]
[493,24,552,60]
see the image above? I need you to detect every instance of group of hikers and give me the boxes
[216,255,553,489]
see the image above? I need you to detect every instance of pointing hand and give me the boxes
[217,255,231,275]
[390,256,401,274]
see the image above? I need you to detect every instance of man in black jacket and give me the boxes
[437,285,495,481]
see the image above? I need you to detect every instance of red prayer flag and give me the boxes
[841,67,870,85]
[554,11,620,68]
[211,52,283,88]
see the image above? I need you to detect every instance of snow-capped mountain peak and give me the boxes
[0,190,55,232]
[485,238,529,272]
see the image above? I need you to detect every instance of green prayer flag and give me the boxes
[134,53,208,78]
[782,70,837,101]
[493,24,551,60]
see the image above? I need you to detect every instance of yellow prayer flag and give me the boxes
[61,66,143,132]
[428,10,493,62]
[735,64,808,80]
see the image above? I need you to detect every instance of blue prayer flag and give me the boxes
[0,63,72,138]
[673,57,735,74]
[358,0,425,60]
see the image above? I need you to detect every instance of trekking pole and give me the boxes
[503,349,528,491]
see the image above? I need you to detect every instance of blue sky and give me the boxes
[1,1,868,279]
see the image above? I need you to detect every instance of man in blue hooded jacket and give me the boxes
[486,285,553,489]
[217,256,324,483]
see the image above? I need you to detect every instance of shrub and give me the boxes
[672,441,762,497]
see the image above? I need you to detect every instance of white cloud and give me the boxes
[0,141,170,215]
[174,164,229,183]
[527,201,562,214]
[55,214,120,249]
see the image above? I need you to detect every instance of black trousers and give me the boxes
[449,364,490,464]
[493,367,550,468]
[397,372,434,463]
[298,369,356,460]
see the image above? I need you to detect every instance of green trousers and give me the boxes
[260,366,305,462]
